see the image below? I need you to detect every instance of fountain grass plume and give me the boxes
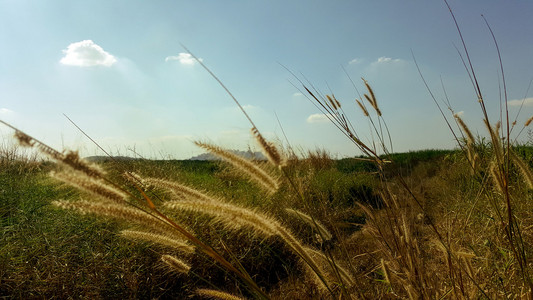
[120,229,195,254]
[164,198,334,291]
[161,254,191,274]
[194,141,279,195]
[145,177,219,202]
[50,170,128,204]
[196,289,246,300]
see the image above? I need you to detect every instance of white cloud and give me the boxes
[0,108,13,114]
[292,92,303,97]
[454,111,465,117]
[60,40,116,67]
[508,97,533,107]
[307,113,332,124]
[165,53,203,65]
[242,104,257,110]
[376,56,403,64]
[349,58,362,64]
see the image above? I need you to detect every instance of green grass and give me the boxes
[1,140,533,298]
[0,157,188,299]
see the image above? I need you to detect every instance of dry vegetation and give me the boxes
[2,73,533,298]
[1,4,533,299]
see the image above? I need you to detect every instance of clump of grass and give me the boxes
[3,8,533,297]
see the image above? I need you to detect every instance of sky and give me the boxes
[1,1,533,159]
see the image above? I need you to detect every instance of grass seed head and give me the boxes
[194,141,279,194]
[121,230,195,254]
[356,99,370,116]
[251,126,283,167]
[195,289,245,300]
[161,254,190,274]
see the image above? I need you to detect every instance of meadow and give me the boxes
[2,6,533,298]
[1,123,532,299]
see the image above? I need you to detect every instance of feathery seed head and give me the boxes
[356,99,369,116]
[454,114,475,146]
[121,230,195,253]
[489,161,504,194]
[161,254,190,274]
[510,150,533,189]
[196,289,245,300]
[326,95,338,110]
[145,177,218,203]
[165,199,280,237]
[124,171,148,187]
[14,131,35,147]
[285,208,332,241]
[525,116,533,127]
[332,94,342,109]
[52,200,183,238]
[61,150,105,178]
[51,170,127,204]
[194,141,279,194]
[251,127,283,167]
[362,78,381,116]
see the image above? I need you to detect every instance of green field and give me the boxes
[1,141,532,299]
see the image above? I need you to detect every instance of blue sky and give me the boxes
[1,1,533,159]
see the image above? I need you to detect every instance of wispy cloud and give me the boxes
[375,56,403,64]
[454,110,465,117]
[0,108,13,114]
[349,58,362,64]
[307,113,332,123]
[165,53,203,65]
[60,40,116,67]
[292,92,303,97]
[508,97,533,107]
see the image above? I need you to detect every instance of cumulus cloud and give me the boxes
[508,97,533,107]
[60,40,116,67]
[349,58,362,64]
[165,53,203,65]
[376,56,403,64]
[307,113,332,123]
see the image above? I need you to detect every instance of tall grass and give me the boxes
[1,3,533,298]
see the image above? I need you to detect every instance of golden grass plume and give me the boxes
[50,170,128,204]
[52,200,185,239]
[251,126,283,167]
[195,288,245,300]
[161,254,190,274]
[285,208,332,242]
[145,177,218,202]
[120,230,195,254]
[164,198,333,291]
[194,141,279,194]
[356,99,370,117]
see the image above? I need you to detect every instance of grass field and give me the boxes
[1,138,532,299]
[2,8,533,297]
